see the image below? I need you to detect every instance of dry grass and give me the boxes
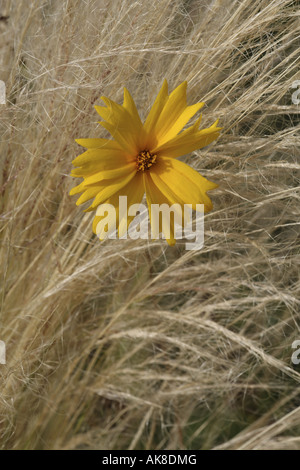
[0,0,300,450]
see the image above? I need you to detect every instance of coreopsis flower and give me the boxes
[70,80,221,245]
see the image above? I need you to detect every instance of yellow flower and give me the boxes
[70,80,221,245]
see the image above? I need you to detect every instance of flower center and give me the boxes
[136,150,157,172]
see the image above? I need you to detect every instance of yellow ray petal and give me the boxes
[75,138,122,150]
[143,173,176,246]
[87,170,137,211]
[92,172,145,237]
[95,96,125,124]
[154,81,187,144]
[112,172,144,238]
[81,163,136,186]
[71,159,134,178]
[153,119,222,159]
[123,87,147,149]
[149,171,186,227]
[69,181,85,196]
[97,94,142,133]
[123,88,143,128]
[71,165,117,178]
[143,79,169,139]
[75,187,103,206]
[150,170,185,210]
[156,102,205,147]
[95,93,144,154]
[95,97,137,153]
[173,115,202,139]
[153,156,218,213]
[72,147,131,169]
[119,172,145,237]
[99,120,138,155]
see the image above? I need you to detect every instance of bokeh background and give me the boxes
[0,0,299,450]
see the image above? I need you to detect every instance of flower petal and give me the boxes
[69,181,86,196]
[87,170,137,211]
[95,97,138,154]
[149,170,186,227]
[71,170,136,210]
[95,91,146,154]
[72,147,131,169]
[123,88,143,128]
[75,138,123,150]
[143,79,169,144]
[152,156,218,213]
[118,171,145,237]
[143,173,176,246]
[75,187,103,205]
[80,163,136,186]
[153,119,222,158]
[156,102,205,147]
[154,81,187,145]
[92,172,145,237]
[123,87,147,150]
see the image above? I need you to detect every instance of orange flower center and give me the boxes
[136,150,157,172]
